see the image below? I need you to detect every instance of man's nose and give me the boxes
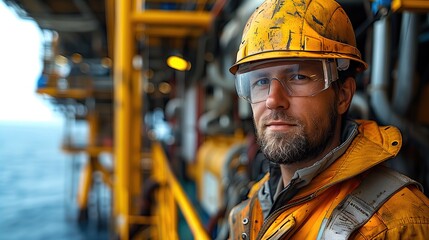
[265,79,290,109]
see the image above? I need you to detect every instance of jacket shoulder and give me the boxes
[356,185,429,239]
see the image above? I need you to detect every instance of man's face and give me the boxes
[251,76,340,165]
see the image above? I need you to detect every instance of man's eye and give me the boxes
[288,74,312,84]
[252,78,270,87]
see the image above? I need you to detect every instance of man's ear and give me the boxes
[337,77,356,115]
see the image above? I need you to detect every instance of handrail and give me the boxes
[152,142,210,240]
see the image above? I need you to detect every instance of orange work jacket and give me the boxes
[229,120,429,239]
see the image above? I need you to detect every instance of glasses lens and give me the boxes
[236,59,335,103]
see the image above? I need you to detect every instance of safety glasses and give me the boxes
[235,59,339,103]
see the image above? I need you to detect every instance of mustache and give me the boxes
[262,111,300,124]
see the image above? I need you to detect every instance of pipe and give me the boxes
[219,0,265,78]
[369,14,429,149]
[165,98,182,120]
[206,62,235,91]
[198,87,234,134]
[393,12,419,115]
[221,143,247,187]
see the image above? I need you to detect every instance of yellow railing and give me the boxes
[152,142,210,240]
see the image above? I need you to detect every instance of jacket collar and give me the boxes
[273,119,402,200]
[294,119,402,199]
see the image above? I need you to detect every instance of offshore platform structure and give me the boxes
[4,0,429,239]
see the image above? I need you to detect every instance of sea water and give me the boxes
[0,121,109,240]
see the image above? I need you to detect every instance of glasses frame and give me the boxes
[235,58,339,103]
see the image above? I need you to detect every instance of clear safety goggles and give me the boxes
[235,59,339,103]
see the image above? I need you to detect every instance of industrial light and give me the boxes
[159,82,172,94]
[71,53,83,64]
[167,55,191,71]
[144,82,155,94]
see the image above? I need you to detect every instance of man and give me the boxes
[228,0,429,239]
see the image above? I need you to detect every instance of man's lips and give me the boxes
[265,121,297,130]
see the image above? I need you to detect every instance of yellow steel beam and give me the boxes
[77,161,92,210]
[131,10,213,30]
[392,0,429,11]
[36,87,91,99]
[130,64,143,215]
[113,0,134,238]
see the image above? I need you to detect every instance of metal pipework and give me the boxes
[393,12,419,115]
[370,13,429,149]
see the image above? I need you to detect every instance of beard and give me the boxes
[255,105,338,165]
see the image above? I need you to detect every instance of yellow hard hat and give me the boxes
[229,0,368,74]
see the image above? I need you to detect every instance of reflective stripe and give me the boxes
[318,166,421,240]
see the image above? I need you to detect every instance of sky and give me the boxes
[0,1,61,123]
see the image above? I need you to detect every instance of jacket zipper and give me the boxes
[255,177,316,239]
[255,173,370,240]
[256,193,316,239]
[255,176,353,240]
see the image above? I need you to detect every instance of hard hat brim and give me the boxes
[229,51,368,75]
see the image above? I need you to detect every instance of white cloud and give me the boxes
[0,2,61,123]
